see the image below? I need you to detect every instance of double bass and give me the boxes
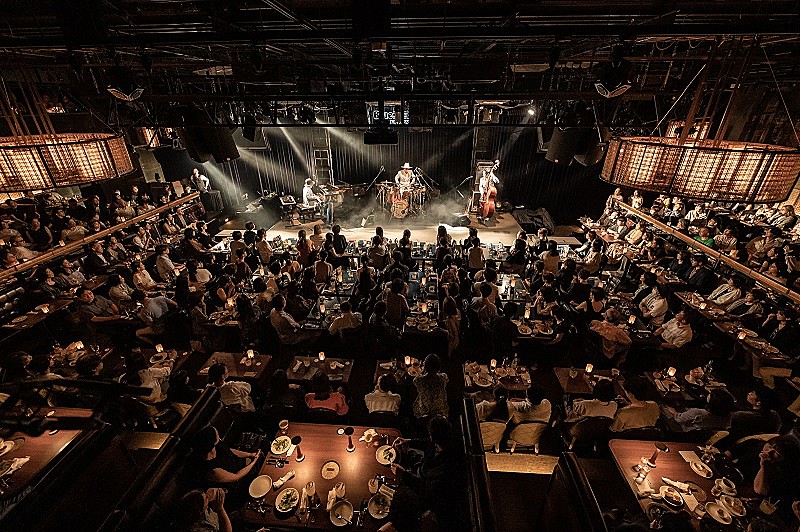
[480,160,499,219]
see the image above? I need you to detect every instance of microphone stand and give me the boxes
[365,166,385,193]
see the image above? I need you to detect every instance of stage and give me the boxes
[218,209,526,246]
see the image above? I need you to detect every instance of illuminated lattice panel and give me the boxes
[0,133,134,192]
[601,137,800,204]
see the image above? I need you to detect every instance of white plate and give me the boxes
[706,502,732,525]
[473,375,493,387]
[406,366,422,377]
[416,322,430,331]
[321,460,341,480]
[330,500,354,527]
[275,487,300,513]
[11,316,27,324]
[517,325,532,335]
[536,327,553,336]
[368,493,391,519]
[690,460,713,478]
[0,441,13,458]
[684,375,703,386]
[376,445,397,465]
[405,317,417,326]
[719,495,746,517]
[741,329,758,338]
[659,485,684,507]
[248,475,273,498]
[270,435,291,455]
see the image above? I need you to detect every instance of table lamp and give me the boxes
[344,426,355,452]
[667,367,677,378]
[155,344,164,353]
[319,352,325,362]
[490,359,497,371]
[585,363,593,375]
[628,315,636,325]
[319,301,326,315]
[404,355,411,367]
[292,436,304,462]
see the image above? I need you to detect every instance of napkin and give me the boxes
[683,493,699,512]
[378,484,395,501]
[359,429,378,442]
[379,362,394,370]
[298,487,308,512]
[654,380,667,393]
[678,451,701,463]
[662,477,689,492]
[273,470,295,490]
[464,374,473,387]
[635,478,654,497]
[326,488,337,511]
[8,456,29,473]
[293,360,303,372]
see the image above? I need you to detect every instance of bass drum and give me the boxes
[391,198,409,218]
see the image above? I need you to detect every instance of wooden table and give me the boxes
[676,291,792,368]
[197,352,271,382]
[609,439,757,530]
[374,359,419,386]
[0,407,95,502]
[241,423,401,530]
[553,367,625,397]
[2,299,73,330]
[82,275,108,291]
[464,363,532,392]
[643,371,714,406]
[286,356,354,384]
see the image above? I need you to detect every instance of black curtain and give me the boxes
[221,125,614,224]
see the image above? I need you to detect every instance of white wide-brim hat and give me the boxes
[402,163,411,169]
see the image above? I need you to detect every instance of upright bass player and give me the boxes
[479,159,500,224]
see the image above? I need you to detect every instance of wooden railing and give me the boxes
[0,192,201,282]
[617,201,800,304]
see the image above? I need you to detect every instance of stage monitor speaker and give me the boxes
[545,128,587,166]
[448,212,471,227]
[364,129,398,145]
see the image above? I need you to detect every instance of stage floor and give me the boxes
[219,210,525,246]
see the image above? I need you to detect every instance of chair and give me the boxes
[613,426,663,441]
[305,407,344,425]
[566,416,613,452]
[479,421,507,453]
[367,410,401,430]
[507,420,548,454]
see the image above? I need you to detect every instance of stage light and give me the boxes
[527,108,535,116]
[106,66,144,101]
[594,46,632,99]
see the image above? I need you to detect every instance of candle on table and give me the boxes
[155,344,163,353]
[628,314,636,325]
[667,367,677,378]
[404,355,411,367]
[319,352,325,362]
[490,359,497,370]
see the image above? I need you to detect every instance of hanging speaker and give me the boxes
[205,127,240,162]
[176,127,211,163]
[545,128,587,165]
[574,127,610,166]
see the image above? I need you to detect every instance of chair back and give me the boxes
[367,410,401,429]
[509,421,548,448]
[613,426,662,441]
[568,416,613,441]
[305,407,343,424]
[479,421,507,451]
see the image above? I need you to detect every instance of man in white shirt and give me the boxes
[708,277,743,306]
[328,301,363,335]
[302,178,323,206]
[207,363,255,412]
[192,168,211,192]
[394,163,416,188]
[364,374,401,414]
[155,244,180,282]
[610,378,660,432]
[655,311,693,349]
[269,294,317,345]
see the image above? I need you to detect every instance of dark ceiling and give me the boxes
[1,1,799,131]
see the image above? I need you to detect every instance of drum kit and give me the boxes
[376,183,427,218]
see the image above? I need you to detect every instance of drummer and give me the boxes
[395,163,417,189]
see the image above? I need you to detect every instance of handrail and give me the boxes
[616,201,800,304]
[0,192,200,282]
